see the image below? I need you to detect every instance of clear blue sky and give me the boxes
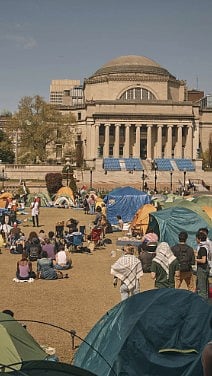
[1,0,212,113]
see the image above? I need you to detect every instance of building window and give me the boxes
[56,144,62,159]
[120,87,156,101]
[78,112,81,121]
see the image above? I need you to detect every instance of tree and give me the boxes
[0,130,15,163]
[45,173,63,198]
[10,95,76,163]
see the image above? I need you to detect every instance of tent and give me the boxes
[103,187,150,224]
[0,313,47,372]
[74,289,212,376]
[54,196,74,208]
[202,206,212,220]
[130,203,156,234]
[26,193,53,207]
[55,187,75,206]
[0,192,13,208]
[149,204,212,248]
[192,195,212,208]
[0,360,97,375]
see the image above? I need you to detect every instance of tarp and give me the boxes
[149,205,212,248]
[103,187,150,224]
[0,313,47,372]
[130,203,156,234]
[74,289,212,376]
[0,360,97,375]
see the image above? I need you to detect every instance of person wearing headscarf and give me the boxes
[111,245,143,301]
[151,242,179,288]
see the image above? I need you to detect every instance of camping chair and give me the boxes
[55,221,64,239]
[68,232,84,253]
[88,227,104,250]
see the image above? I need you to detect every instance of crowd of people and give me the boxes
[111,227,212,302]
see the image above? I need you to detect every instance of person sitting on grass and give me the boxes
[16,253,36,280]
[54,244,72,270]
[37,251,59,280]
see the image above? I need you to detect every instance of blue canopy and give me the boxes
[149,206,212,248]
[74,289,212,376]
[104,186,150,224]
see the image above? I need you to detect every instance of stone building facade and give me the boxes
[57,55,211,166]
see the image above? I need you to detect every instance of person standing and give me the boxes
[111,245,143,301]
[31,197,40,227]
[151,242,179,289]
[171,231,195,292]
[196,231,209,300]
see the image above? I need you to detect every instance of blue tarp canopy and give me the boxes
[149,205,212,248]
[103,186,150,224]
[74,289,212,376]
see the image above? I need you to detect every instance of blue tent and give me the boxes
[103,186,150,224]
[74,289,212,376]
[149,205,212,248]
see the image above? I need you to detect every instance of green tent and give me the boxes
[149,203,212,248]
[192,195,212,208]
[74,289,212,376]
[0,313,47,372]
[0,360,97,375]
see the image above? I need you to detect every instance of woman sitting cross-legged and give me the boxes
[16,253,36,280]
[54,244,72,270]
[37,251,62,280]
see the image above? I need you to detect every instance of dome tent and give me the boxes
[103,186,150,225]
[74,289,212,376]
[54,187,75,206]
[149,203,212,248]
[26,193,53,207]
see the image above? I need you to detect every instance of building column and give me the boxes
[165,124,173,158]
[147,124,153,160]
[103,124,110,157]
[133,125,141,157]
[193,119,200,159]
[184,124,193,159]
[86,123,93,160]
[95,124,100,158]
[113,124,120,158]
[123,125,130,157]
[156,125,163,158]
[175,125,183,158]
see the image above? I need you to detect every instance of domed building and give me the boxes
[55,55,211,171]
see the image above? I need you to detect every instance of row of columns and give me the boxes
[85,122,194,160]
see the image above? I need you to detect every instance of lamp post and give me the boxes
[90,168,93,189]
[154,162,158,193]
[2,168,4,191]
[170,169,173,192]
[142,170,145,191]
[183,168,186,189]
[65,161,71,187]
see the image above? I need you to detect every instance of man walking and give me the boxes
[171,231,195,292]
[111,245,143,301]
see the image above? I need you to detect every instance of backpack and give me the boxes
[29,245,40,261]
[174,244,191,272]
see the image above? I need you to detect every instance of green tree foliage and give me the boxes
[10,95,76,163]
[45,173,63,198]
[0,129,15,163]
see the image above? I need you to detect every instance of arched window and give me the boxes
[119,87,156,101]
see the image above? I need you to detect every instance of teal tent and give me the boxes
[74,289,212,376]
[149,204,212,248]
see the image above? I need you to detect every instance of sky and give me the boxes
[1,0,212,113]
